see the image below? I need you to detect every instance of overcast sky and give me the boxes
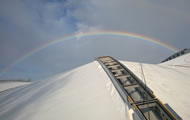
[0,0,189,80]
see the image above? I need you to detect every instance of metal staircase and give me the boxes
[97,56,178,120]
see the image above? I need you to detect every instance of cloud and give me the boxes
[0,0,189,80]
[74,0,190,49]
[0,0,79,65]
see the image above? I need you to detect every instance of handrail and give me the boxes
[97,56,179,120]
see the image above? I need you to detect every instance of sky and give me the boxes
[0,0,189,81]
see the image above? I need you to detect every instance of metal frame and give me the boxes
[97,56,179,120]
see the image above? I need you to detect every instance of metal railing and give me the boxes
[97,56,179,120]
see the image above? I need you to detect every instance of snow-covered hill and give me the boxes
[0,53,190,120]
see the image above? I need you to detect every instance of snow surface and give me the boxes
[0,82,31,92]
[0,53,189,120]
[0,61,131,120]
[121,53,190,120]
[160,52,190,67]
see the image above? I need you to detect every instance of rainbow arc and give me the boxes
[0,30,179,75]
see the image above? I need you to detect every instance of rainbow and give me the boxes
[0,30,179,75]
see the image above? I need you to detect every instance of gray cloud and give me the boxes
[74,0,190,49]
[0,0,189,80]
[0,0,79,65]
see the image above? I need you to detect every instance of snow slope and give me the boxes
[0,53,190,120]
[0,62,130,120]
[121,53,190,119]
[0,81,31,92]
